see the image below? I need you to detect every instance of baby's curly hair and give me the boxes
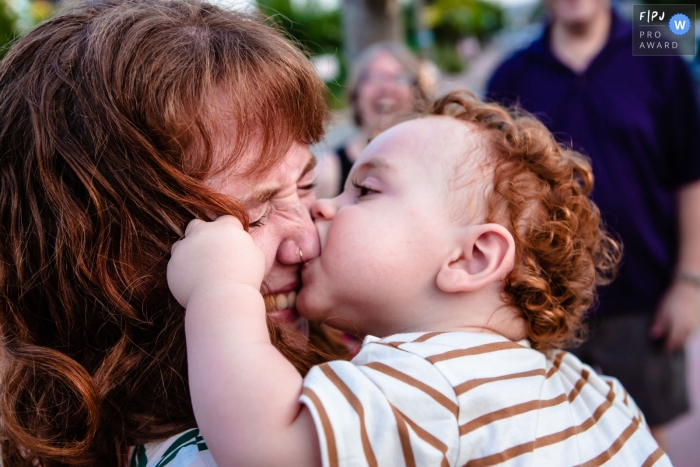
[431,91,621,351]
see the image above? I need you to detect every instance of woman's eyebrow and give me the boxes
[242,155,317,208]
[242,187,279,209]
[299,154,317,180]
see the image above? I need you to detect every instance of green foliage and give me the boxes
[257,0,343,56]
[404,0,504,74]
[425,0,504,44]
[257,0,346,109]
[0,1,19,59]
[433,43,465,73]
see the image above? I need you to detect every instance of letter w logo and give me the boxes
[675,20,686,29]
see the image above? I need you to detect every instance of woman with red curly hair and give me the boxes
[0,0,347,465]
[168,92,670,466]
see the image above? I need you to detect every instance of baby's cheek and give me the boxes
[295,285,325,321]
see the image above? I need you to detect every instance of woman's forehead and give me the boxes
[367,52,403,71]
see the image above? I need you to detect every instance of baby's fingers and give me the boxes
[184,218,205,237]
[170,238,182,256]
[168,215,263,304]
[212,215,244,229]
[167,244,193,308]
[183,216,245,241]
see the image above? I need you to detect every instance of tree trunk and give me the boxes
[341,0,404,64]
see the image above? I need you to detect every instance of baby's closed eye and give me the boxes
[352,181,380,197]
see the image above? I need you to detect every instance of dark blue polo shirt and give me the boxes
[487,10,700,317]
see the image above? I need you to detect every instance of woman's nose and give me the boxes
[277,202,321,264]
[311,197,338,221]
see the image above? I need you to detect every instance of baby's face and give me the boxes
[297,116,484,337]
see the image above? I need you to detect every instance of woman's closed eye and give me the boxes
[249,205,271,228]
[298,181,317,192]
[352,181,379,197]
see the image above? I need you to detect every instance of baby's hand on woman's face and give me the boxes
[167,216,265,308]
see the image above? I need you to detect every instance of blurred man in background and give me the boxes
[487,0,700,445]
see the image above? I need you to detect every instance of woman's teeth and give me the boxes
[264,291,297,311]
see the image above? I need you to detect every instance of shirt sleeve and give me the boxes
[658,56,700,187]
[299,344,460,467]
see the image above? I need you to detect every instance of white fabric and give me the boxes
[300,331,672,467]
[129,429,217,467]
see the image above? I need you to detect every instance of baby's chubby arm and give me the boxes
[167,216,322,467]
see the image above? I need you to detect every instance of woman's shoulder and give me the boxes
[129,428,217,467]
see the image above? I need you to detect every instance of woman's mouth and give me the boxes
[374,97,398,114]
[264,290,299,324]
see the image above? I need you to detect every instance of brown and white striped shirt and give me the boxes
[300,331,671,467]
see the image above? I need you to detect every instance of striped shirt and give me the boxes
[300,331,671,467]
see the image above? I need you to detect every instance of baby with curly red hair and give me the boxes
[168,91,670,466]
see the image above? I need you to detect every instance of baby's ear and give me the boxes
[436,224,515,293]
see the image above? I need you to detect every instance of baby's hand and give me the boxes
[167,216,265,308]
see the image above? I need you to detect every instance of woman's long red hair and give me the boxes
[0,1,341,465]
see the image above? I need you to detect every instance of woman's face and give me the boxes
[356,52,416,133]
[206,141,319,326]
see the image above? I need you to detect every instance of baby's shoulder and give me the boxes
[353,331,547,398]
[361,331,543,370]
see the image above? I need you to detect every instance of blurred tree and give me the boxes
[257,0,342,55]
[341,0,404,63]
[424,0,503,45]
[257,0,346,107]
[30,0,55,24]
[0,0,19,59]
[411,0,503,72]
